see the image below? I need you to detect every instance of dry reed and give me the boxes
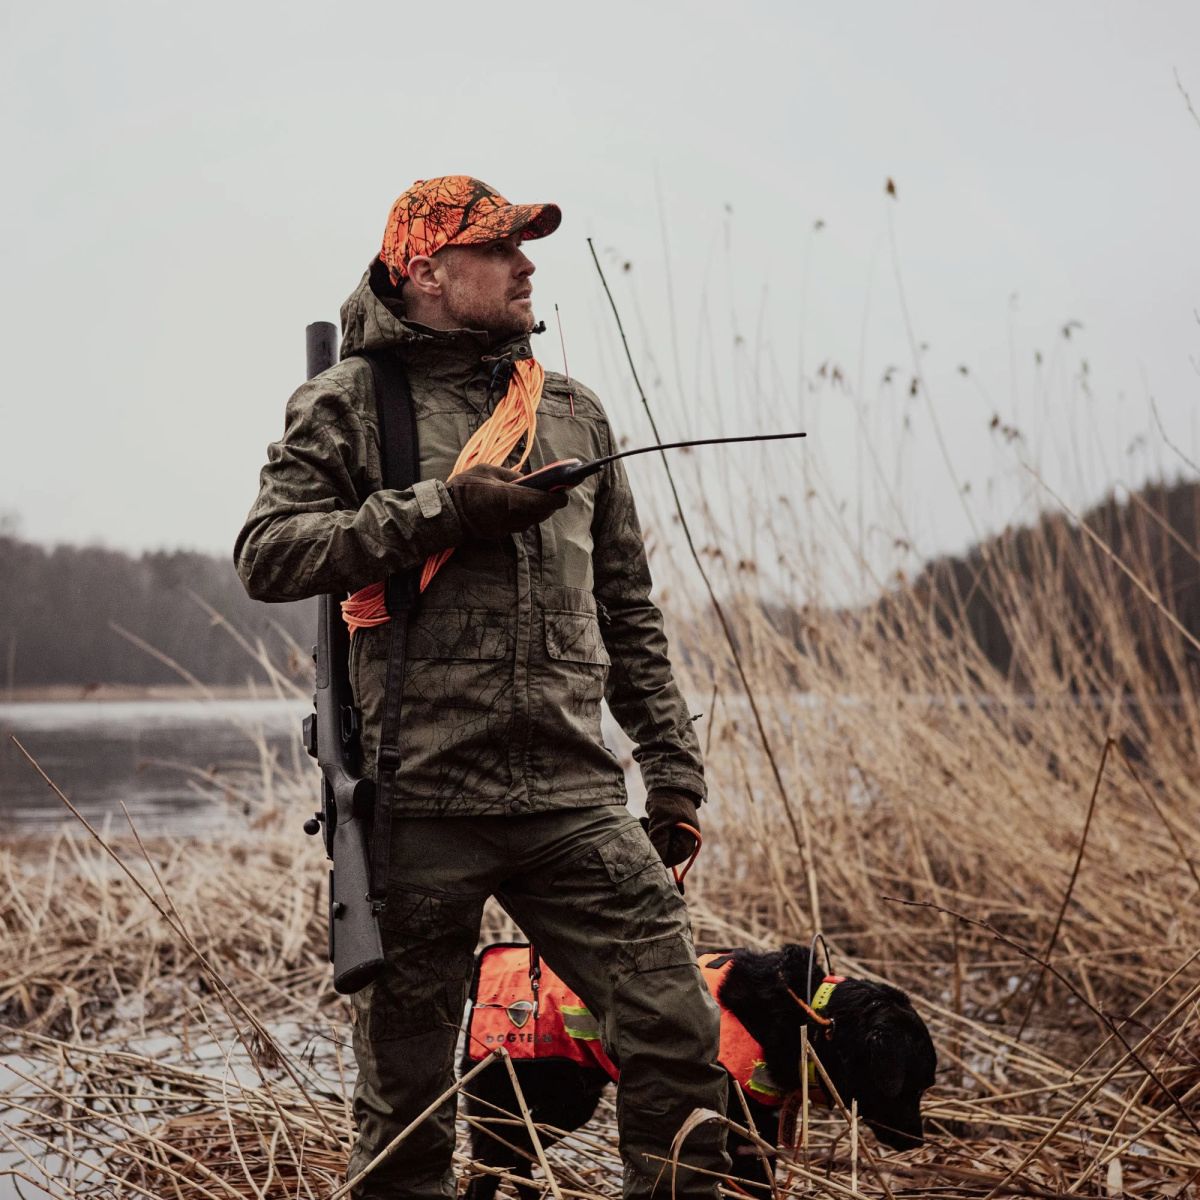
[2,383,1198,1197]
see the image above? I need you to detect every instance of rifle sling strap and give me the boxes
[361,350,420,907]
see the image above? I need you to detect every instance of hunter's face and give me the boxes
[437,235,536,338]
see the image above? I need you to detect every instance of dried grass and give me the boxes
[3,434,1199,1196]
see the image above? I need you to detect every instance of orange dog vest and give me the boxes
[465,945,789,1106]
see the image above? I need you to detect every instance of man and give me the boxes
[235,176,729,1199]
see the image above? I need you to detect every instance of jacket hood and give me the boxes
[339,255,531,365]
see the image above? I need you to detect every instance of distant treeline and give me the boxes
[876,480,1196,692]
[4,479,1197,692]
[757,480,1200,693]
[0,537,314,689]
[910,479,1199,690]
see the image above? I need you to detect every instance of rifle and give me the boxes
[300,320,385,995]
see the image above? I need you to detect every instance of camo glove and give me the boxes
[447,463,568,539]
[646,787,701,868]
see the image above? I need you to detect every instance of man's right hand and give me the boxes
[447,463,569,539]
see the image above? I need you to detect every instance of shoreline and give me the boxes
[1,683,293,704]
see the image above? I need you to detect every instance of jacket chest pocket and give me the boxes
[540,607,609,755]
[408,608,512,660]
[404,608,514,716]
[544,610,611,666]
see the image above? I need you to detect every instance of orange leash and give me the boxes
[418,358,544,591]
[781,982,834,1031]
[672,821,703,887]
[342,358,545,633]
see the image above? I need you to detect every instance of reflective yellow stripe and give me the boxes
[562,1005,601,1041]
[747,1060,784,1099]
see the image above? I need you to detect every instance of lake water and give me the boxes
[0,699,321,1197]
[0,698,310,836]
[0,698,646,837]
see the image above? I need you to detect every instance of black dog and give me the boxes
[461,942,936,1197]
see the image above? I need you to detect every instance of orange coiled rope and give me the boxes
[341,358,545,634]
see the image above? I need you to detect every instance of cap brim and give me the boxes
[453,201,562,249]
[512,202,561,241]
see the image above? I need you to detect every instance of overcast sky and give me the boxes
[2,1,1197,577]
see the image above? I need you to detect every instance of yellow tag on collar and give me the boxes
[811,980,838,1012]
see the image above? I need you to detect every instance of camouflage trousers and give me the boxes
[347,805,730,1199]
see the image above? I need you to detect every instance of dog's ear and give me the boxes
[778,944,810,991]
[868,1030,906,1099]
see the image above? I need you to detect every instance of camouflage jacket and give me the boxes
[234,262,705,817]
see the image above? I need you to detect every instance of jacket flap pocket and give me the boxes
[408,608,511,660]
[545,610,611,666]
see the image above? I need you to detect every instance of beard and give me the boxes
[442,278,535,339]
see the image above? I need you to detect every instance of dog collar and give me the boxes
[810,974,845,1015]
[780,972,846,1038]
[802,975,845,1101]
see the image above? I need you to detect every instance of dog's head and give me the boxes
[810,975,936,1150]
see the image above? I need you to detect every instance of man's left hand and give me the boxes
[645,788,701,868]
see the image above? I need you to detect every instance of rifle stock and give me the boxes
[301,320,385,995]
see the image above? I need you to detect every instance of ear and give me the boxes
[868,1031,905,1099]
[405,254,443,297]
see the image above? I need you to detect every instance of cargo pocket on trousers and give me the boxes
[614,929,702,1001]
[629,930,697,974]
[595,822,659,884]
[353,887,478,1043]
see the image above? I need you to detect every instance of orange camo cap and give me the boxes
[380,176,561,285]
